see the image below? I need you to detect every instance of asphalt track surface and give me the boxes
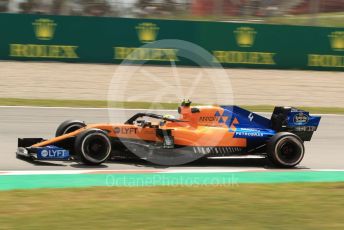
[0,107,343,171]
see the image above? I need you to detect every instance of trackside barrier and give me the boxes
[0,13,343,71]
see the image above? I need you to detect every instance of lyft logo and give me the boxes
[38,148,69,159]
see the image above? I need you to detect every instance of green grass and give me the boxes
[0,98,179,109]
[161,12,344,27]
[265,12,344,27]
[0,183,344,229]
[1,97,344,114]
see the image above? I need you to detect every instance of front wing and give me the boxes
[17,138,70,161]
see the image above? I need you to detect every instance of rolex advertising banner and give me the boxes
[0,13,343,71]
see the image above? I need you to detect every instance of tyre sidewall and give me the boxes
[267,132,305,168]
[75,128,112,165]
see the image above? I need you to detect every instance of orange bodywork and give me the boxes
[33,105,247,148]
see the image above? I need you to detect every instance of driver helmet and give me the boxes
[160,114,176,126]
[163,114,176,119]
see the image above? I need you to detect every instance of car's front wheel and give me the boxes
[267,132,305,168]
[55,120,86,137]
[74,128,112,165]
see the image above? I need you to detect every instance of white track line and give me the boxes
[0,169,262,175]
[159,169,268,173]
[313,169,344,172]
[1,168,344,176]
[0,169,162,175]
[207,156,265,159]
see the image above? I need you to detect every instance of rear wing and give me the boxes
[271,107,321,141]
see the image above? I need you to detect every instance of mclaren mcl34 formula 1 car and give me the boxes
[17,101,321,168]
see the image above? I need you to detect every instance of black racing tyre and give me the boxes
[267,132,305,168]
[74,128,112,165]
[55,120,86,137]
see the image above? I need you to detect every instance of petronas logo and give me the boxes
[32,18,57,40]
[234,27,257,47]
[329,31,344,51]
[136,22,159,43]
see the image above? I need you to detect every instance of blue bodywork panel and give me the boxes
[233,128,276,139]
[287,108,321,128]
[221,106,271,129]
[219,106,275,150]
[37,146,70,160]
[219,106,321,151]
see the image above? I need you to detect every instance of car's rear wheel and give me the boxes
[267,132,304,168]
[55,120,86,137]
[74,128,112,165]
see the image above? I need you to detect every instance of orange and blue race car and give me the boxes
[16,100,321,168]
